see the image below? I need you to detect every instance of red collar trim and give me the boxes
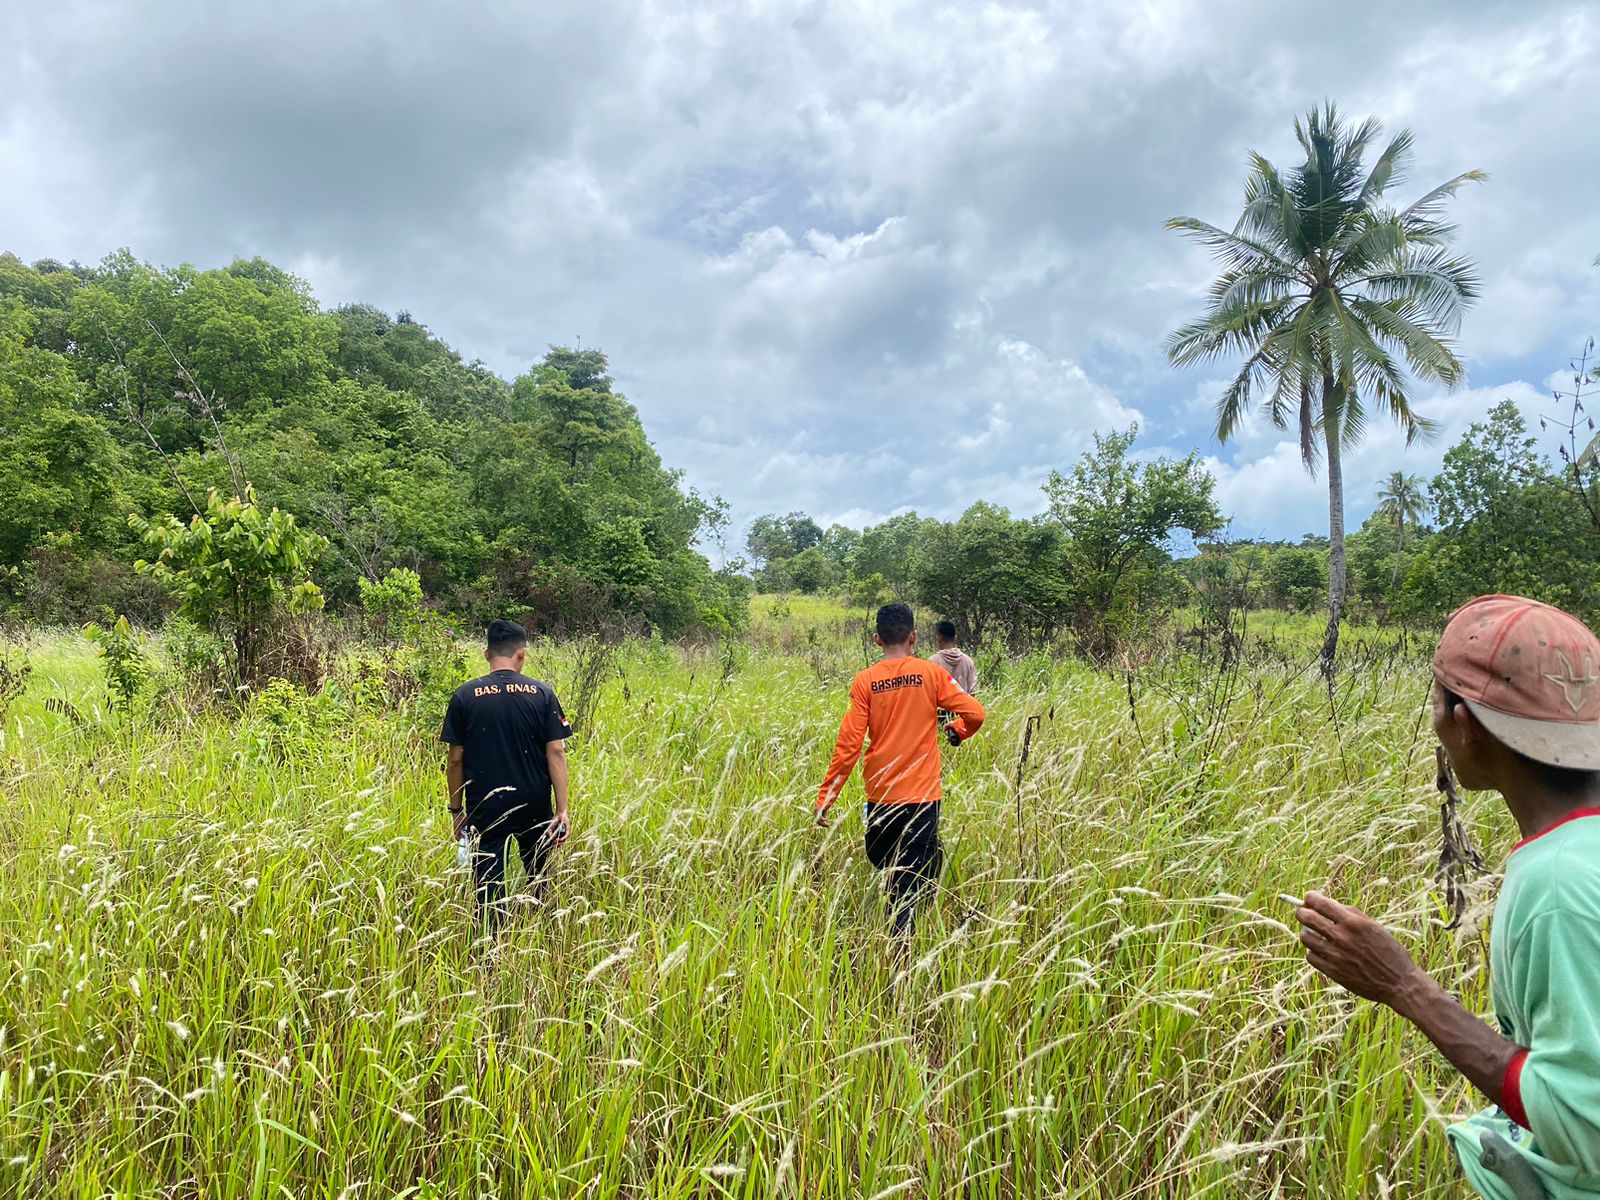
[1511,807,1600,855]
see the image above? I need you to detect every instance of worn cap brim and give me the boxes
[1465,699,1600,771]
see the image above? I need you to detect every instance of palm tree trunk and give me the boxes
[1320,389,1346,680]
[1389,521,1404,593]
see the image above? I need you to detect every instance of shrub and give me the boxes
[359,567,425,645]
[83,612,150,713]
[131,485,327,687]
[161,614,231,702]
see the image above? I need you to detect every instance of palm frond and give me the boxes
[1330,210,1406,278]
[1344,114,1385,165]
[1349,295,1466,388]
[1397,212,1461,247]
[1211,268,1299,313]
[1358,129,1414,205]
[1324,289,1425,450]
[1238,155,1302,252]
[1214,341,1284,443]
[1242,153,1286,206]
[1166,290,1297,368]
[1359,244,1481,322]
[1299,376,1319,471]
[1578,429,1600,470]
[1401,170,1488,223]
[1333,297,1444,446]
[1166,217,1301,277]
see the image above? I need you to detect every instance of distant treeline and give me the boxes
[744,400,1600,651]
[0,250,747,637]
[4,248,1597,657]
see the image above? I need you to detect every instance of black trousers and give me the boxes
[864,802,943,935]
[471,825,557,925]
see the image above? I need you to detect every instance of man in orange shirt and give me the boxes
[817,603,987,935]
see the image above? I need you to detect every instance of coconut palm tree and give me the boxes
[1375,470,1427,593]
[1166,102,1481,676]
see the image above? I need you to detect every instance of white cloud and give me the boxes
[1,0,1595,542]
[1208,381,1556,539]
[488,158,634,252]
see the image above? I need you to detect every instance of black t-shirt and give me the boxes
[439,670,572,832]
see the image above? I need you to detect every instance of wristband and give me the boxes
[448,805,464,814]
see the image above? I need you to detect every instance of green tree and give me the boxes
[2,244,743,639]
[1166,102,1482,674]
[540,346,614,393]
[131,486,328,686]
[1423,401,1600,620]
[852,513,930,598]
[781,545,840,594]
[745,512,824,584]
[1263,546,1329,612]
[820,524,861,574]
[330,303,510,423]
[358,566,426,645]
[1044,426,1222,656]
[512,347,637,473]
[83,613,151,713]
[914,502,1071,645]
[71,255,336,439]
[1430,401,1542,538]
[0,252,85,353]
[0,298,128,566]
[1374,470,1427,594]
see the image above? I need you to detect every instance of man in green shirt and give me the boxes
[1295,595,1600,1199]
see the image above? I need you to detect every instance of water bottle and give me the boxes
[456,827,476,870]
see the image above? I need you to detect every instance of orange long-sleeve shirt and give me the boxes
[817,655,986,812]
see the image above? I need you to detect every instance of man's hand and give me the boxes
[945,726,961,747]
[1294,891,1428,1009]
[1293,890,1528,1111]
[815,805,834,828]
[451,808,468,840]
[546,813,570,845]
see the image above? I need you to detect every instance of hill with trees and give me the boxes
[0,250,747,639]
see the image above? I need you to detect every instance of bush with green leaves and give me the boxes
[358,567,425,645]
[82,612,150,713]
[160,613,231,701]
[131,485,327,688]
[240,676,340,766]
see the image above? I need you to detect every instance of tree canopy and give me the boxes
[0,249,746,637]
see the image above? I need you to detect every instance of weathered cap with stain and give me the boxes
[1433,594,1600,770]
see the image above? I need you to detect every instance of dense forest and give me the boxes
[0,250,747,638]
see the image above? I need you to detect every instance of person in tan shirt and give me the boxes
[818,604,986,936]
[928,619,977,695]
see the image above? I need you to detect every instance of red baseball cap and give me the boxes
[1433,595,1600,770]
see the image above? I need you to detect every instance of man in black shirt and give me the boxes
[440,619,572,925]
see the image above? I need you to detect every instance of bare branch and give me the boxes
[97,318,202,518]
[143,319,248,499]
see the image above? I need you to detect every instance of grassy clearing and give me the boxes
[0,620,1503,1198]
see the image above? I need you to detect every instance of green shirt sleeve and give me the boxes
[1509,908,1600,1173]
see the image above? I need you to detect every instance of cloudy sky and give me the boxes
[4,0,1598,545]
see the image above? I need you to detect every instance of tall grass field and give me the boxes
[0,605,1507,1198]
